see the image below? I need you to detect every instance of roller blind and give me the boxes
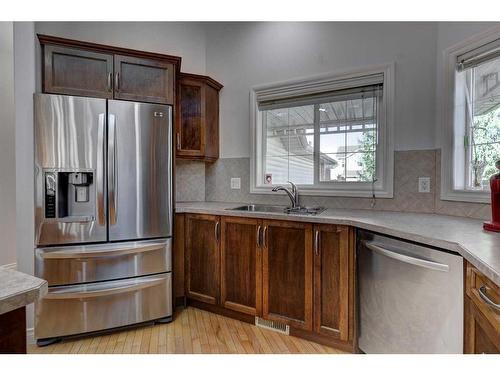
[257,73,384,111]
[456,37,500,71]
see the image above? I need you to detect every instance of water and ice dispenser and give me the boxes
[44,170,95,221]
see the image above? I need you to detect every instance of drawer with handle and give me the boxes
[35,273,172,340]
[465,262,500,353]
[35,239,171,286]
[466,264,500,322]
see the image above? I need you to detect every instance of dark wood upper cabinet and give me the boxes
[185,214,220,305]
[220,216,262,316]
[39,34,180,105]
[114,55,174,104]
[43,44,113,99]
[262,220,313,331]
[313,224,353,343]
[176,73,223,162]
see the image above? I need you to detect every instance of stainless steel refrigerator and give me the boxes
[33,93,173,345]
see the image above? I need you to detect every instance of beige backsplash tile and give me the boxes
[175,160,206,202]
[176,149,492,220]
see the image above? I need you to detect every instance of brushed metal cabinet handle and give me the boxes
[115,72,120,91]
[107,72,112,92]
[314,230,320,256]
[263,226,268,248]
[215,221,220,244]
[176,132,181,151]
[256,225,262,248]
[479,285,500,311]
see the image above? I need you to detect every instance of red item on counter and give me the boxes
[484,160,500,233]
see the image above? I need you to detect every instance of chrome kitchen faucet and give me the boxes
[272,181,299,208]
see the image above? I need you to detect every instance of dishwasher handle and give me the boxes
[362,240,450,272]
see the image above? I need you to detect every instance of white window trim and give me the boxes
[249,64,395,198]
[440,26,500,204]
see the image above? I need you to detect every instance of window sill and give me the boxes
[250,186,394,199]
[440,189,491,204]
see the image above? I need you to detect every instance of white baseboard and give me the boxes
[1,263,17,270]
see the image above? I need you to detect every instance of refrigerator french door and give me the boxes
[34,94,173,344]
[107,100,172,241]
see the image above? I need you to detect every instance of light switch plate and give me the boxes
[418,177,431,193]
[231,177,241,190]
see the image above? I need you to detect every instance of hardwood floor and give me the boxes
[28,307,345,354]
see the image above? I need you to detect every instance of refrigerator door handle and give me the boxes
[97,113,106,225]
[108,113,118,225]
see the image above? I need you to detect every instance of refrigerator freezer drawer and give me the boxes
[35,273,172,340]
[35,239,172,286]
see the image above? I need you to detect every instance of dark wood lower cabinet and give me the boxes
[464,262,500,354]
[262,220,313,331]
[465,297,500,353]
[220,216,262,316]
[181,214,355,352]
[313,224,352,342]
[0,307,27,354]
[185,214,220,305]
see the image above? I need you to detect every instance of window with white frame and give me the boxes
[251,66,394,197]
[447,35,500,200]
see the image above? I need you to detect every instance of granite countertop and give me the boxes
[0,268,48,315]
[176,201,500,286]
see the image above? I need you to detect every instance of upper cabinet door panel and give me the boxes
[114,55,174,105]
[43,45,113,99]
[176,73,222,161]
[178,81,204,155]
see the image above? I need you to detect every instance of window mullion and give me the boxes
[313,104,320,185]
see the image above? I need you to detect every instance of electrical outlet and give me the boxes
[230,177,241,190]
[418,177,431,193]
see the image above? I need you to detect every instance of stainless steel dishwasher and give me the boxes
[357,230,463,353]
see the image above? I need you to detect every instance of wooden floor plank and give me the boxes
[27,307,344,354]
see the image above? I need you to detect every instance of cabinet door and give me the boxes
[313,224,351,341]
[114,55,174,104]
[185,214,220,305]
[465,297,500,354]
[465,263,500,353]
[262,220,313,330]
[220,217,262,316]
[177,79,205,157]
[43,45,113,98]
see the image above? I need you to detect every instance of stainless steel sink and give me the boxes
[227,204,325,216]
[228,204,288,213]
